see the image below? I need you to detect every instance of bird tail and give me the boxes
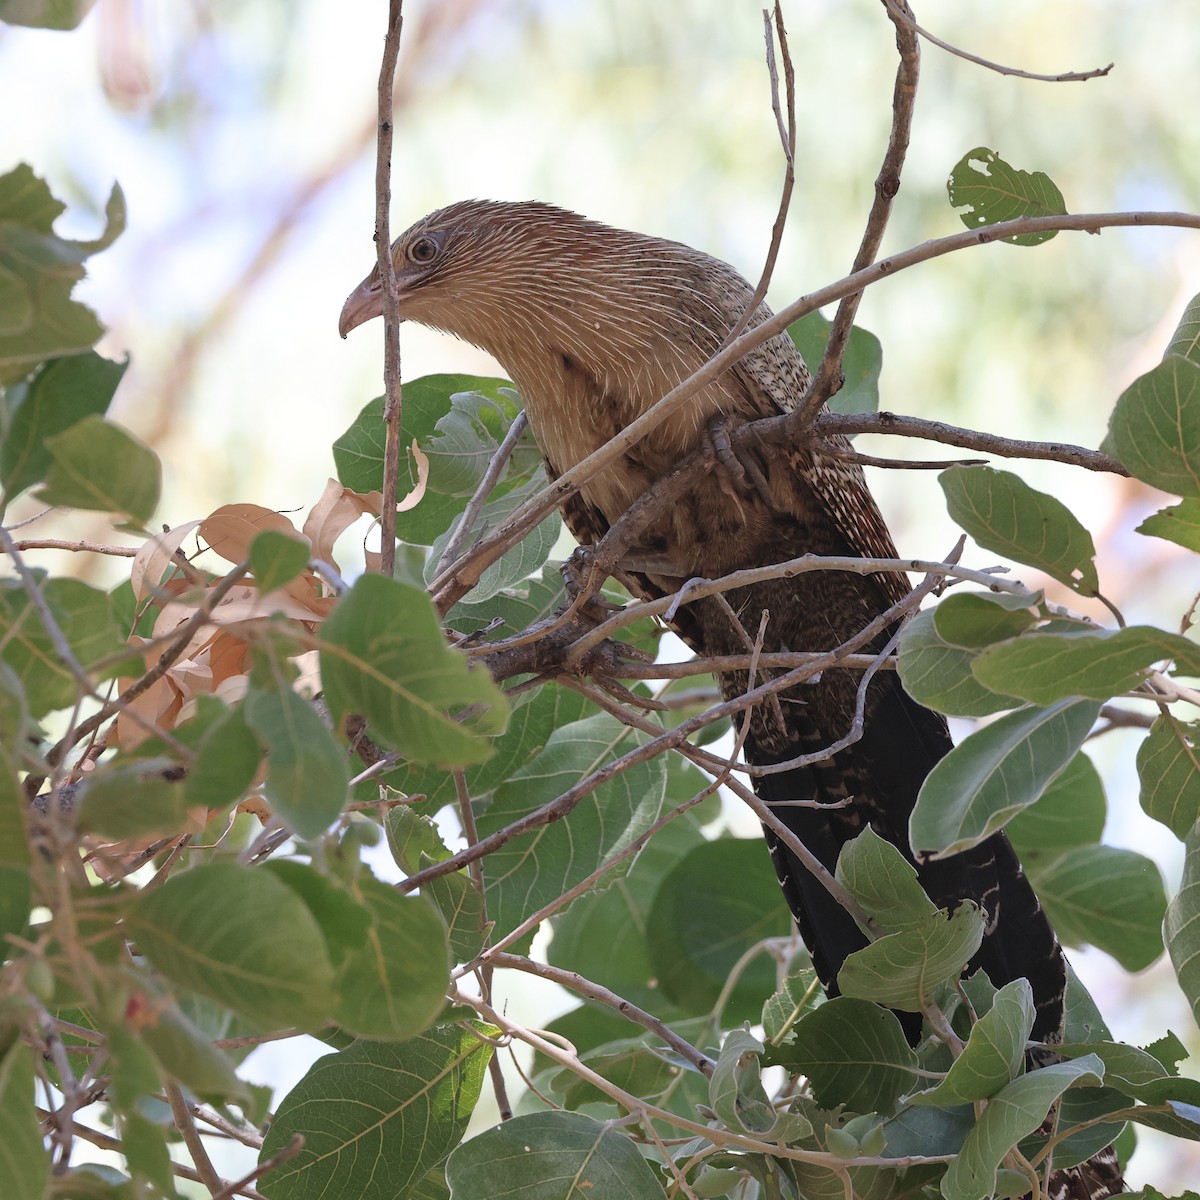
[751,665,1066,1039]
[751,669,1125,1194]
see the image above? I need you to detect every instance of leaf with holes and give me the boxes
[947,147,1066,246]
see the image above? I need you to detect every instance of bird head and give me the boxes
[337,199,612,344]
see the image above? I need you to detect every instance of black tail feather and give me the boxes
[751,668,1066,1044]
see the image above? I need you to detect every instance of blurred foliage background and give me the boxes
[3,0,1199,1187]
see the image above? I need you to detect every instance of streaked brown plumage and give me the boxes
[340,200,1122,1199]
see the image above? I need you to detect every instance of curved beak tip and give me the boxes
[338,276,384,340]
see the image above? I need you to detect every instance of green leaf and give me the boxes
[425,386,537,495]
[1102,356,1200,498]
[0,575,125,717]
[947,147,1067,247]
[101,1021,177,1196]
[1166,823,1200,1030]
[478,709,667,940]
[0,663,33,871]
[180,701,262,810]
[910,980,1033,1105]
[332,874,448,1039]
[125,862,337,1029]
[1167,293,1200,365]
[445,1110,666,1200]
[0,0,99,30]
[972,626,1200,706]
[911,699,1102,857]
[333,375,512,542]
[260,860,369,968]
[35,414,160,524]
[387,806,487,963]
[0,864,31,957]
[0,1041,50,1200]
[0,167,120,380]
[1033,845,1166,971]
[761,964,821,1045]
[320,573,508,765]
[835,826,937,932]
[1138,715,1200,839]
[429,468,562,603]
[647,838,792,1022]
[779,997,919,1113]
[837,904,985,1012]
[787,311,882,416]
[897,608,1020,718]
[260,1023,495,1200]
[244,686,349,839]
[941,1056,1104,1200]
[138,1000,250,1105]
[1137,499,1200,553]
[249,529,311,593]
[1061,961,1113,1044]
[939,465,1097,594]
[1005,751,1106,857]
[0,350,126,506]
[709,1028,811,1140]
[549,773,709,1011]
[932,590,1039,649]
[77,759,190,839]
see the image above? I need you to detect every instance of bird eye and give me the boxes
[408,236,438,264]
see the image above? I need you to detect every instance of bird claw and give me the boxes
[561,548,622,614]
[705,415,774,506]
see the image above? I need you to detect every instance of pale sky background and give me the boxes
[3,0,1200,1189]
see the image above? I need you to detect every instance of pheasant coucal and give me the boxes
[340,200,1122,1198]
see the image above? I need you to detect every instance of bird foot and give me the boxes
[560,547,623,616]
[705,415,774,507]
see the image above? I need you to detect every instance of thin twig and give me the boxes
[374,0,405,579]
[3,538,137,557]
[488,953,715,1078]
[799,0,920,426]
[815,412,1127,475]
[167,1082,224,1195]
[436,409,529,574]
[883,0,1112,83]
[452,766,512,1120]
[713,3,796,354]
[211,1135,303,1200]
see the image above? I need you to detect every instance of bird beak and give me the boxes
[338,272,400,339]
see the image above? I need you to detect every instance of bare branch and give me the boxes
[799,0,921,426]
[487,953,715,1078]
[436,409,529,574]
[814,411,1127,475]
[3,538,137,557]
[883,0,1113,83]
[374,0,405,578]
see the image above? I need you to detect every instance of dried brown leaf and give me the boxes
[399,441,430,512]
[200,504,301,565]
[302,479,378,569]
[130,520,202,604]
